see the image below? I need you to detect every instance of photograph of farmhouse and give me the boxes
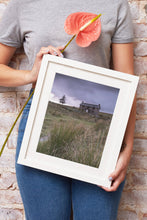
[37,73,119,168]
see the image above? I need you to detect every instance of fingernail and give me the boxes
[53,51,58,56]
[46,49,50,53]
[60,53,64,58]
[109,177,113,181]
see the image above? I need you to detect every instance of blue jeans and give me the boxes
[15,89,125,220]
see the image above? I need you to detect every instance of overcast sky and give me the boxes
[50,73,119,114]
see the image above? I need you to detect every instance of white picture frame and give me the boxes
[17,55,139,188]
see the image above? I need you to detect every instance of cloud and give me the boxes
[50,73,119,114]
[50,93,82,108]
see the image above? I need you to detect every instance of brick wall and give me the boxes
[0,0,147,219]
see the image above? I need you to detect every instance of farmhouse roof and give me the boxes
[80,102,100,109]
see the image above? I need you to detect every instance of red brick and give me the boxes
[7,134,18,149]
[16,84,32,92]
[0,208,23,220]
[0,85,31,93]
[134,23,147,38]
[136,79,147,99]
[16,91,29,112]
[0,134,7,150]
[117,209,138,220]
[135,119,147,134]
[0,190,22,205]
[137,100,147,115]
[120,190,147,209]
[0,92,16,113]
[129,154,147,170]
[0,87,16,93]
[133,138,147,152]
[0,114,19,133]
[134,42,147,57]
[0,152,15,169]
[125,172,147,189]
[0,172,17,190]
[134,57,147,76]
[139,2,147,23]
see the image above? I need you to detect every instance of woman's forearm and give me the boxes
[0,64,31,87]
[0,44,64,88]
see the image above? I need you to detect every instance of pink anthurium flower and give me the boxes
[64,12,101,48]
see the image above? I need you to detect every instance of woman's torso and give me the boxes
[0,0,133,70]
[18,0,121,69]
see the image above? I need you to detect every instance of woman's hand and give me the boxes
[101,150,130,192]
[101,96,136,192]
[26,45,64,86]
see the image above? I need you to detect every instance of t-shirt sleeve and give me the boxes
[112,0,134,43]
[0,0,23,48]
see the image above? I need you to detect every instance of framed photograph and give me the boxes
[17,55,139,188]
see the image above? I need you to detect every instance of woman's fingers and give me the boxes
[36,47,50,60]
[99,152,128,192]
[30,45,64,84]
[37,45,64,59]
[46,45,64,57]
[57,45,65,53]
[108,165,124,184]
[101,172,125,192]
[108,153,127,183]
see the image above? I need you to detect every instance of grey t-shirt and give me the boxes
[0,0,133,70]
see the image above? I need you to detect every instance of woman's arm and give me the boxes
[102,43,136,192]
[0,43,64,87]
[0,43,31,87]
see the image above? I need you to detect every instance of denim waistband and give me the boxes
[29,88,35,96]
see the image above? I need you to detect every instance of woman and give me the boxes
[0,0,136,219]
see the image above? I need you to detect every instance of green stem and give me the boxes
[61,34,76,53]
[0,89,34,156]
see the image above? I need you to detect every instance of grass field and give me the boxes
[37,101,112,168]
